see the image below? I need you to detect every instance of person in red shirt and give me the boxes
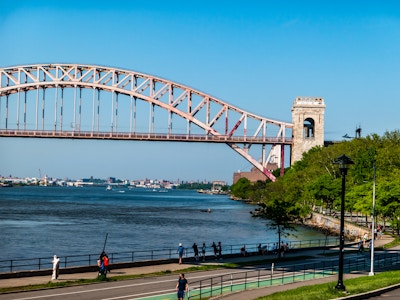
[98,251,110,276]
[103,254,110,273]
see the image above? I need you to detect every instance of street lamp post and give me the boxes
[334,154,354,291]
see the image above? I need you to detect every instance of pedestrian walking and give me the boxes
[217,241,222,260]
[51,255,60,280]
[240,245,247,256]
[176,273,189,300]
[211,242,218,259]
[201,242,206,261]
[177,243,185,264]
[98,251,108,276]
[280,242,285,257]
[363,233,368,246]
[192,243,199,262]
[358,238,364,254]
[103,253,110,273]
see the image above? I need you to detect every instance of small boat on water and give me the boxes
[106,185,112,191]
[0,183,12,187]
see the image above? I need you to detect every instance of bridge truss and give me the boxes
[0,64,293,181]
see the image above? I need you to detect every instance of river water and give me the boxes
[0,186,326,260]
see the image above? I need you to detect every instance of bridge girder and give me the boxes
[0,64,294,181]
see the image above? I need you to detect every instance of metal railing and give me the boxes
[187,251,400,299]
[0,130,293,145]
[0,238,339,273]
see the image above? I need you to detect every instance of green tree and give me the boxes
[247,180,268,203]
[255,180,308,258]
[347,183,372,225]
[377,172,400,234]
[230,177,252,199]
[308,174,340,214]
[231,130,400,237]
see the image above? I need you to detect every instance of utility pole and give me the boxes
[343,132,376,277]
[369,161,376,276]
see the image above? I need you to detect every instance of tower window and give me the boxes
[303,118,315,138]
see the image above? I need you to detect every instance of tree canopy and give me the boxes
[230,130,400,237]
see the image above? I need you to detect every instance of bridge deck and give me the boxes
[0,130,293,144]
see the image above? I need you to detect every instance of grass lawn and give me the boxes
[257,270,400,300]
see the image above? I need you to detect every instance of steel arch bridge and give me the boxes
[0,64,293,181]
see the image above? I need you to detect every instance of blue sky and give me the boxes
[1,1,399,184]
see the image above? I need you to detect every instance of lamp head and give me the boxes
[334,154,354,174]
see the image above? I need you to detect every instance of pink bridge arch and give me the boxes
[0,64,294,181]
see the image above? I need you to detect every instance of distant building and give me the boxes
[212,180,226,191]
[107,177,116,183]
[233,167,273,184]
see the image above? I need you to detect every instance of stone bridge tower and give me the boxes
[291,97,326,163]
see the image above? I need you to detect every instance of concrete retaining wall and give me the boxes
[306,212,369,240]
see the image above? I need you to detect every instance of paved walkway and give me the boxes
[214,235,398,300]
[0,235,397,300]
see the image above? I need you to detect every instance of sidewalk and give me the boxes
[2,250,313,289]
[0,235,396,300]
[0,246,329,289]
